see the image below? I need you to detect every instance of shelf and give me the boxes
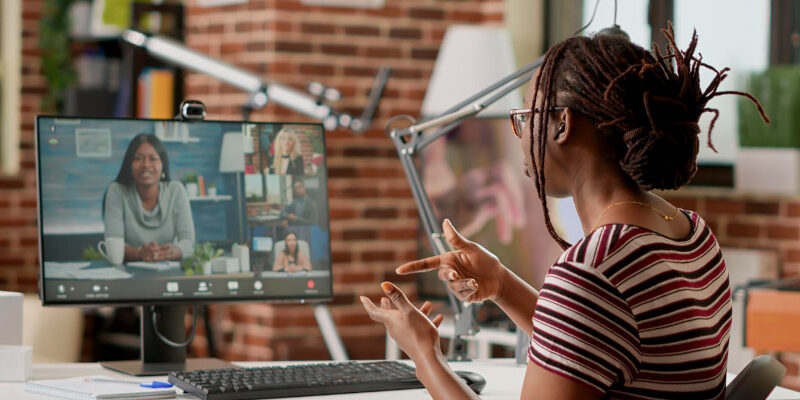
[188,195,232,202]
[161,137,200,143]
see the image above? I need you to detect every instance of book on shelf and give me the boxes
[137,68,175,119]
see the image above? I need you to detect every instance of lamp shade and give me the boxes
[219,132,245,173]
[420,25,523,118]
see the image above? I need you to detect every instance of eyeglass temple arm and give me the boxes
[394,55,544,152]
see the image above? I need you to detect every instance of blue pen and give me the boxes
[86,377,174,388]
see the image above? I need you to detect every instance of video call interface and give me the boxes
[37,117,332,304]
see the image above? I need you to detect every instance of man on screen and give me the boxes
[281,180,318,226]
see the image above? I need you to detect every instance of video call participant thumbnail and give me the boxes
[273,231,311,273]
[104,133,196,262]
[271,127,305,176]
[281,180,318,226]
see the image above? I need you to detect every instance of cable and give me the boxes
[150,304,198,348]
[574,0,602,36]
[613,0,618,26]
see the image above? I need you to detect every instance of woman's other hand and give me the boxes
[396,219,507,303]
[361,282,444,361]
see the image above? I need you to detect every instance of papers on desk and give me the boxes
[24,375,175,399]
[71,268,133,280]
[45,263,132,280]
[125,261,180,271]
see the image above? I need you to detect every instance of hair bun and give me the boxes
[619,122,700,190]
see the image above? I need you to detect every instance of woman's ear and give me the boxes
[552,108,572,144]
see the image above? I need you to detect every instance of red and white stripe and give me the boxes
[529,210,730,399]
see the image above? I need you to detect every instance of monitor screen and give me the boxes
[36,117,332,305]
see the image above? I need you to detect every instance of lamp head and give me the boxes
[597,24,630,41]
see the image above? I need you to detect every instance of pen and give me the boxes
[85,377,173,388]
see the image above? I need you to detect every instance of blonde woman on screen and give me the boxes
[271,127,305,176]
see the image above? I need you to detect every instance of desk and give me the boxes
[5,359,800,399]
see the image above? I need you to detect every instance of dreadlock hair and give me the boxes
[530,22,769,250]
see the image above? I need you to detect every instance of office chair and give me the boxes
[726,355,786,400]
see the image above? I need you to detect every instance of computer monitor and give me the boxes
[35,116,332,374]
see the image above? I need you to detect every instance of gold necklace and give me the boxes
[591,201,680,232]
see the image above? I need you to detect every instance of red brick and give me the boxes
[727,223,760,239]
[449,10,484,22]
[364,208,398,219]
[267,21,294,32]
[301,23,336,34]
[320,44,358,56]
[361,250,395,262]
[706,198,744,214]
[365,47,402,59]
[745,201,779,216]
[409,7,444,20]
[344,25,380,36]
[0,178,24,189]
[389,27,422,39]
[767,225,800,240]
[275,41,312,53]
[329,208,357,219]
[220,42,244,54]
[336,271,375,283]
[380,229,417,240]
[784,249,800,263]
[392,68,424,79]
[343,66,379,77]
[786,203,800,217]
[246,42,267,52]
[342,229,377,240]
[328,166,358,177]
[364,7,405,18]
[665,197,698,211]
[298,64,335,76]
[359,167,401,178]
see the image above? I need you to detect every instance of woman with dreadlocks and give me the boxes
[360,24,768,400]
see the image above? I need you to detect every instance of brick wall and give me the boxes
[664,189,800,390]
[3,0,506,362]
[182,0,505,361]
[0,0,44,292]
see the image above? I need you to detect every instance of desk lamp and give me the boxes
[386,11,630,360]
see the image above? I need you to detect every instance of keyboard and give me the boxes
[168,360,424,399]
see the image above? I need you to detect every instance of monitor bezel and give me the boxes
[35,115,334,307]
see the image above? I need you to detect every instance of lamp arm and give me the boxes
[384,55,544,360]
[121,29,390,132]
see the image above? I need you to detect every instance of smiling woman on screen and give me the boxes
[104,133,195,262]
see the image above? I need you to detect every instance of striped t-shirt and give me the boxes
[529,210,731,399]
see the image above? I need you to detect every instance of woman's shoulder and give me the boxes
[163,180,188,196]
[106,181,128,196]
[557,208,712,268]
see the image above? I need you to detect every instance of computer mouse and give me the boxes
[455,370,486,394]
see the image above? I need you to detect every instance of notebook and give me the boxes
[24,376,175,399]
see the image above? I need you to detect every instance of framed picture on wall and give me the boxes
[75,128,112,158]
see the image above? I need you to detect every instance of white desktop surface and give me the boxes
[6,359,800,399]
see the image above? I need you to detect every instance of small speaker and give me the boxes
[0,291,22,345]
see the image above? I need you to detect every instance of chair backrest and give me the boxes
[726,355,786,400]
[273,239,310,263]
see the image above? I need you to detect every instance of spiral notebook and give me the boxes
[24,376,175,399]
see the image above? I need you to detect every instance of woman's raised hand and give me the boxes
[396,219,507,303]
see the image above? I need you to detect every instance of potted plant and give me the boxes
[183,172,198,197]
[182,242,223,276]
[207,182,217,197]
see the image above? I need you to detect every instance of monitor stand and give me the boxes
[101,305,237,376]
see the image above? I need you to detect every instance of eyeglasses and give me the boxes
[509,107,565,138]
